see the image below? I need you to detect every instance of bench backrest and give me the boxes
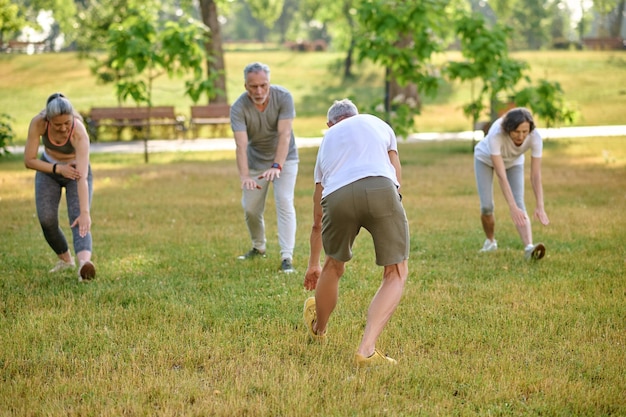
[190,104,231,119]
[91,106,176,120]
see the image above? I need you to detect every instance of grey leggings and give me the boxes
[35,156,93,255]
[474,158,525,216]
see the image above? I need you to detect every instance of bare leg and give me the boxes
[58,250,73,264]
[356,260,408,357]
[481,214,495,241]
[314,256,345,335]
[76,250,92,267]
[515,216,533,247]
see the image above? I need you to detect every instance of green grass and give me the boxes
[1,50,625,143]
[1,135,625,416]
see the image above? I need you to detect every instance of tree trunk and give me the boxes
[387,34,421,112]
[610,0,625,37]
[199,0,228,104]
[388,79,420,110]
[343,4,355,79]
[344,39,354,79]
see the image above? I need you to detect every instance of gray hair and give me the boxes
[243,62,270,81]
[327,99,359,124]
[45,93,74,120]
[502,107,536,133]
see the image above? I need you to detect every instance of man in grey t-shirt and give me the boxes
[230,62,299,273]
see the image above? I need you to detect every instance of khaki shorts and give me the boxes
[321,176,409,265]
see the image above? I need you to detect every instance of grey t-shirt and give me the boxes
[230,85,299,170]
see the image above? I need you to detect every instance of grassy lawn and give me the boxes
[1,135,625,415]
[1,50,625,143]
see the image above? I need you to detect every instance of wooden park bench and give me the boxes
[188,104,231,138]
[88,106,184,141]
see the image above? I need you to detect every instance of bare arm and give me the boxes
[24,113,52,173]
[274,118,293,166]
[388,150,402,189]
[234,130,261,190]
[530,156,549,225]
[304,183,324,290]
[69,120,92,237]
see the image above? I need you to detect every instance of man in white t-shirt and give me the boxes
[474,107,550,260]
[302,99,409,367]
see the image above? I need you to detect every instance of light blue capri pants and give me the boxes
[474,158,526,216]
[36,154,93,255]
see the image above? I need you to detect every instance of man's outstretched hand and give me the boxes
[303,266,321,291]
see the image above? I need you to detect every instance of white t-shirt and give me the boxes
[314,114,399,199]
[474,118,543,169]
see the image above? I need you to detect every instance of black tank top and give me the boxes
[41,120,75,154]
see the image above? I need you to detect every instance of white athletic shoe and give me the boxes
[524,243,546,261]
[479,239,498,252]
[49,259,75,273]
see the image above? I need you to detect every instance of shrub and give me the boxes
[0,113,15,158]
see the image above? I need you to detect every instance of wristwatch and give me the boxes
[271,162,282,171]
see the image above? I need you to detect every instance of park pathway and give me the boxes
[9,125,626,155]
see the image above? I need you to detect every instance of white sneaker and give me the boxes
[479,239,497,252]
[49,259,75,273]
[524,243,546,261]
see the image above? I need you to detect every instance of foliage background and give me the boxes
[1,49,625,144]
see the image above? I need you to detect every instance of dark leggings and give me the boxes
[35,156,93,255]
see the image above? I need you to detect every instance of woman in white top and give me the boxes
[474,107,550,260]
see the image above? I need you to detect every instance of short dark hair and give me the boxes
[501,107,535,133]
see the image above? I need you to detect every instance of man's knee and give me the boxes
[383,261,408,283]
[323,256,345,277]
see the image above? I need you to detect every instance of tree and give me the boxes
[297,0,360,78]
[0,0,25,49]
[447,14,576,145]
[18,0,78,48]
[75,0,131,53]
[446,13,528,136]
[510,0,550,49]
[0,113,15,158]
[592,0,622,36]
[97,5,213,162]
[246,0,286,32]
[354,0,463,138]
[513,80,577,131]
[198,0,228,104]
[488,0,520,24]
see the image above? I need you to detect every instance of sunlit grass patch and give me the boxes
[1,137,624,415]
